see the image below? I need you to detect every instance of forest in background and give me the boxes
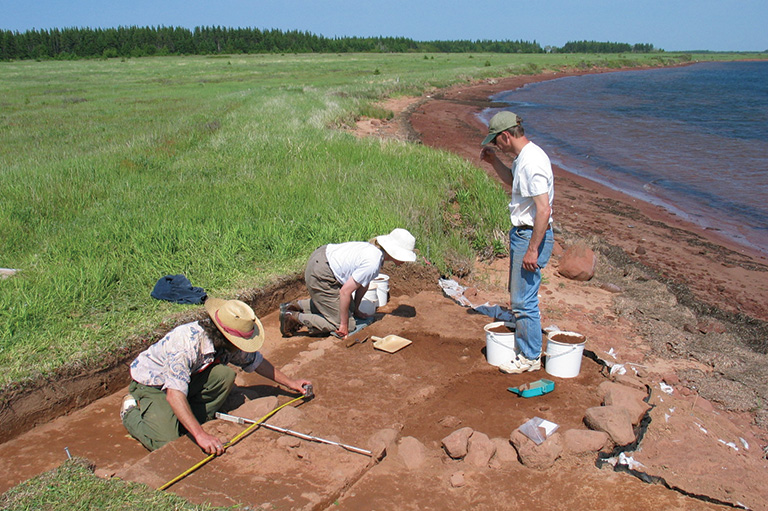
[0,25,657,60]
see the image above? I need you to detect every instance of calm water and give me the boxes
[481,61,768,256]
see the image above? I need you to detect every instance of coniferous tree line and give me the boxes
[559,40,656,53]
[0,26,656,61]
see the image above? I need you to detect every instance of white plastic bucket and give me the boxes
[358,287,379,315]
[545,331,586,378]
[373,274,390,306]
[484,322,518,366]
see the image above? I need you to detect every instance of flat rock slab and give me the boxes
[117,414,371,509]
[630,385,768,510]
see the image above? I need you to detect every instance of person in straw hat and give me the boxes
[280,228,417,340]
[120,298,311,454]
[480,111,555,375]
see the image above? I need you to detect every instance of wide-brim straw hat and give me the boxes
[204,298,264,352]
[376,228,417,262]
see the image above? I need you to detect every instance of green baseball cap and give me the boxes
[482,111,521,145]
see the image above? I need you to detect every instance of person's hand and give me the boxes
[289,379,312,395]
[195,430,226,456]
[522,249,539,272]
[480,146,497,163]
[335,323,349,339]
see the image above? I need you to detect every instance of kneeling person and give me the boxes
[121,298,311,455]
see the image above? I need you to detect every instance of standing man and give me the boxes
[480,111,554,374]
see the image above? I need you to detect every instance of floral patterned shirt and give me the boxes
[129,321,263,395]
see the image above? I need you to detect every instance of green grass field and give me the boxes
[0,457,225,510]
[1,49,763,509]
[0,51,758,391]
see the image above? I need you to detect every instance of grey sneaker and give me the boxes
[120,394,137,420]
[499,354,541,374]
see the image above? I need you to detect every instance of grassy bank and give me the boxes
[0,457,224,510]
[0,51,760,390]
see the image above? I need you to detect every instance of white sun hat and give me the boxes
[376,228,417,262]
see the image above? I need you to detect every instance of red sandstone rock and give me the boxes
[368,428,399,454]
[599,382,651,425]
[438,415,462,429]
[563,429,611,454]
[234,396,278,419]
[584,406,636,446]
[490,437,519,465]
[276,435,301,449]
[552,240,564,257]
[449,471,466,488]
[696,319,727,334]
[611,373,647,392]
[557,242,596,281]
[509,429,563,470]
[600,282,623,293]
[398,436,427,470]
[662,373,681,385]
[441,427,474,459]
[465,431,496,467]
[269,404,303,428]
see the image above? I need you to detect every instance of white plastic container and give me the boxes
[484,322,518,366]
[372,274,390,306]
[358,287,379,315]
[545,331,586,378]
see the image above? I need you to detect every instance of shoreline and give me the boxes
[407,67,768,325]
[415,68,767,262]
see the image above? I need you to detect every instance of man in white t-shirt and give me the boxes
[480,111,555,374]
[280,228,417,339]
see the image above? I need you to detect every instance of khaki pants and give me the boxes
[122,364,235,451]
[298,245,356,335]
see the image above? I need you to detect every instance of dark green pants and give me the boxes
[122,364,236,451]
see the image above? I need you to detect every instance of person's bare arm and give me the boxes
[165,388,224,455]
[336,277,360,338]
[480,147,513,187]
[254,358,311,394]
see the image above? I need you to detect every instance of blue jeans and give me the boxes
[508,227,554,360]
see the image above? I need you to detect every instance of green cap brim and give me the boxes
[481,132,498,145]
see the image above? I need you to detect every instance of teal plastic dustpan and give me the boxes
[508,378,555,398]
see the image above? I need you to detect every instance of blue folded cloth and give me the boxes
[151,274,207,305]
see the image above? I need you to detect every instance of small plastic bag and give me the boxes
[519,417,559,445]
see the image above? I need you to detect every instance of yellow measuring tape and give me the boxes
[159,394,306,491]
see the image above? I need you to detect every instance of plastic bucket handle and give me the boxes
[543,344,580,359]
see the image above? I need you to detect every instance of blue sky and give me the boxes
[1,0,765,52]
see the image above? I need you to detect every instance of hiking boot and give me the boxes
[279,301,302,314]
[279,310,302,337]
[499,354,541,374]
[120,394,138,420]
